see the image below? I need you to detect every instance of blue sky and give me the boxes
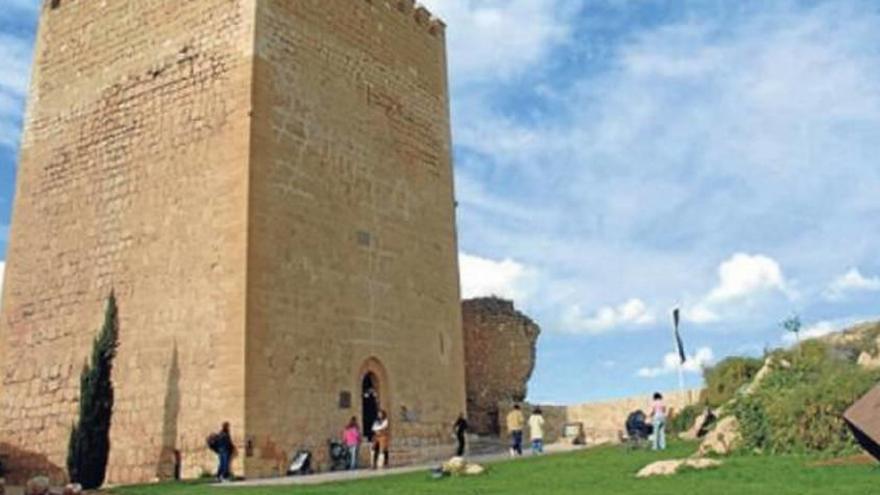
[2,1,880,404]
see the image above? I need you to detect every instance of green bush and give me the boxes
[701,356,764,408]
[731,340,880,456]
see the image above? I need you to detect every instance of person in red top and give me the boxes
[342,416,361,470]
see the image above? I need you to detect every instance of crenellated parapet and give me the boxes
[363,0,447,37]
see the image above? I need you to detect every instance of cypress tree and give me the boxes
[67,292,119,489]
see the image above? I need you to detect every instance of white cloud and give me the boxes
[706,253,788,303]
[459,252,532,302]
[824,268,880,300]
[682,253,790,325]
[562,298,655,334]
[637,347,715,378]
[420,0,574,84]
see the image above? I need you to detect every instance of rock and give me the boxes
[441,457,486,476]
[463,463,486,476]
[857,351,880,370]
[62,485,82,495]
[441,457,466,475]
[25,477,50,495]
[636,458,722,478]
[463,297,541,435]
[697,416,741,457]
[679,408,716,441]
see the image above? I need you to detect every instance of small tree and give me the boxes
[782,314,802,345]
[67,292,119,489]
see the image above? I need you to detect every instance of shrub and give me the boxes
[67,293,119,489]
[701,356,764,408]
[732,340,880,456]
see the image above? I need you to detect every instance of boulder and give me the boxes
[441,457,466,475]
[857,352,880,370]
[25,477,50,495]
[464,464,486,476]
[440,457,486,477]
[62,485,82,495]
[697,416,741,457]
[679,408,716,441]
[636,458,722,478]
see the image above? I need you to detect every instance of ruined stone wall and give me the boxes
[243,0,464,475]
[463,298,540,435]
[0,0,256,484]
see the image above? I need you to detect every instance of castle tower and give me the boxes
[0,0,464,483]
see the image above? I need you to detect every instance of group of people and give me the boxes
[341,409,391,470]
[505,404,546,456]
[210,393,667,481]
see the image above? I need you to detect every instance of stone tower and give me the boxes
[0,0,464,483]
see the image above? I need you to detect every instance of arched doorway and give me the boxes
[362,373,379,441]
[358,358,389,441]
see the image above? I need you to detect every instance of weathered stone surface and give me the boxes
[25,477,49,495]
[463,298,540,435]
[441,457,485,476]
[636,458,722,478]
[697,416,741,457]
[1,0,462,484]
[679,408,716,441]
[856,351,880,370]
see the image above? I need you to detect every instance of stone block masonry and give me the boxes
[462,298,540,435]
[0,0,463,484]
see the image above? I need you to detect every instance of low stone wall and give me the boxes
[499,389,702,446]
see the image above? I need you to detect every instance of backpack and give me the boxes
[206,433,221,453]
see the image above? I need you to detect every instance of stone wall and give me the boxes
[1,0,462,484]
[463,298,540,435]
[498,389,702,446]
[243,0,464,477]
[0,0,255,484]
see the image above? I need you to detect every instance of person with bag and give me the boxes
[207,422,236,482]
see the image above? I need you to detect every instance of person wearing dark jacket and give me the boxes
[215,422,236,482]
[453,413,469,457]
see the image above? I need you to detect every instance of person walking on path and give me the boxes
[528,407,545,455]
[506,404,525,457]
[342,416,361,470]
[650,392,668,451]
[371,409,391,469]
[453,413,469,457]
[211,422,236,482]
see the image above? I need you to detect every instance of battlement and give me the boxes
[363,0,447,37]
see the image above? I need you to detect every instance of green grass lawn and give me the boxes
[113,442,878,495]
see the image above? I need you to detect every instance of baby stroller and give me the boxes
[287,449,313,476]
[328,439,351,472]
[623,410,653,451]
